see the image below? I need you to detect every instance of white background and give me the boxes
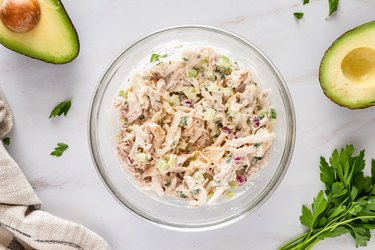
[1,0,375,249]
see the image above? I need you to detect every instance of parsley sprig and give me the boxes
[328,0,340,16]
[49,99,72,118]
[294,12,304,20]
[280,145,375,249]
[51,143,69,157]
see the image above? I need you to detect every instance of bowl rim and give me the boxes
[88,24,296,231]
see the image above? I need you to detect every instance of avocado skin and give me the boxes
[0,0,80,64]
[319,20,375,109]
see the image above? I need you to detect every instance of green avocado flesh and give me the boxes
[319,21,375,109]
[0,0,79,64]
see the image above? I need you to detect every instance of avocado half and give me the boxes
[319,21,375,109]
[0,0,79,64]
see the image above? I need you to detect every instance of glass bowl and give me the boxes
[88,25,296,231]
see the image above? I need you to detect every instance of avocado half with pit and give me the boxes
[319,21,375,109]
[0,0,79,64]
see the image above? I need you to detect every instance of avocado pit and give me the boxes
[0,0,41,33]
[341,47,375,84]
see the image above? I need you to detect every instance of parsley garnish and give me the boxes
[303,0,309,4]
[280,145,375,249]
[51,143,69,157]
[2,137,10,145]
[150,53,167,62]
[328,0,339,16]
[294,12,304,19]
[49,99,72,118]
[177,191,188,199]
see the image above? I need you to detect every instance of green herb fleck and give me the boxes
[294,12,304,19]
[183,58,189,61]
[2,137,10,146]
[49,99,72,118]
[51,143,69,157]
[253,156,263,161]
[138,114,145,120]
[150,53,167,62]
[179,116,188,127]
[303,0,309,4]
[328,0,339,16]
[177,191,188,198]
[191,189,200,195]
[269,108,277,119]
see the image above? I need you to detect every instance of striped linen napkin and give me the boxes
[0,88,110,250]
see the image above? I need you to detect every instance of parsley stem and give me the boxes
[293,215,375,249]
[278,232,308,250]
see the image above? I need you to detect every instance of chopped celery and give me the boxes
[134,153,149,163]
[207,82,219,93]
[216,55,233,75]
[156,159,169,173]
[203,108,216,121]
[168,94,180,106]
[229,181,238,189]
[150,53,167,62]
[166,154,176,168]
[227,107,239,117]
[217,55,232,68]
[187,69,198,78]
[118,89,125,97]
[183,86,197,99]
[222,87,234,97]
[193,171,205,184]
[226,191,235,199]
[119,89,129,98]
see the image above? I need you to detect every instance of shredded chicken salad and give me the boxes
[114,46,277,206]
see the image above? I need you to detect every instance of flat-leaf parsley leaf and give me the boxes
[49,99,72,118]
[328,0,339,16]
[51,143,69,157]
[294,12,304,19]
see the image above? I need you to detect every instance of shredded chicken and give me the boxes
[114,47,276,206]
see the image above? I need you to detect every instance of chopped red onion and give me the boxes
[182,99,193,107]
[233,156,242,164]
[221,127,232,134]
[236,175,247,186]
[252,116,260,127]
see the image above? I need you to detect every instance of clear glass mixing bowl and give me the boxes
[88,25,296,231]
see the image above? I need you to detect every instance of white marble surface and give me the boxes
[1,0,375,249]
